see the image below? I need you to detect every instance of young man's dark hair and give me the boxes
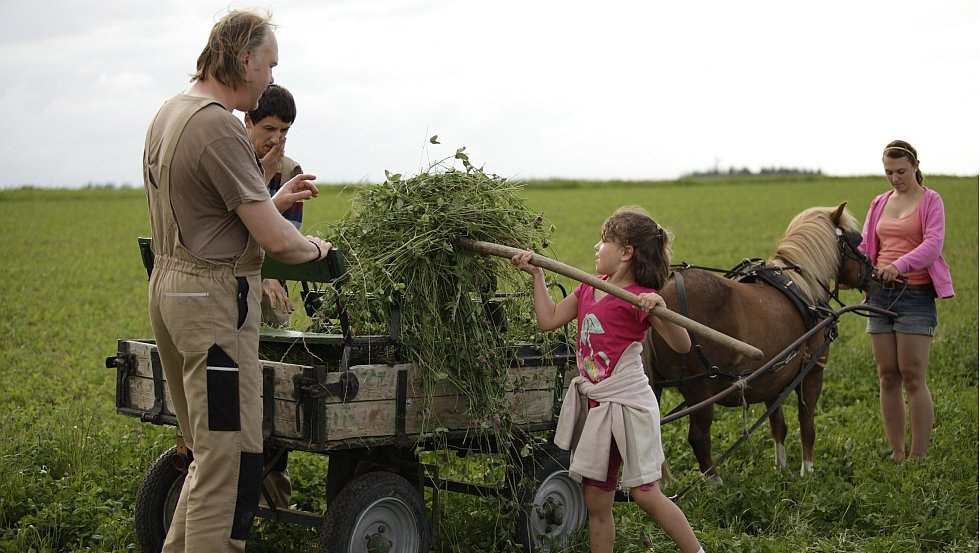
[247,84,296,125]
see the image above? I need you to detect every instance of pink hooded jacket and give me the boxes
[860,187,954,299]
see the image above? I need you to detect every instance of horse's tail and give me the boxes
[642,332,663,400]
[661,459,677,486]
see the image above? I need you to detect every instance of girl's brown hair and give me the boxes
[883,139,924,185]
[601,206,672,290]
[192,10,275,89]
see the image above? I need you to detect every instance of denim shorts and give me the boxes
[866,288,937,336]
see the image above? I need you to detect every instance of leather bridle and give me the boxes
[834,226,882,298]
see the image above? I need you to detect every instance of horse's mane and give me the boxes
[769,206,858,304]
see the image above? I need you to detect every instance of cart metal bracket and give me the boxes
[262,365,275,440]
[106,344,137,411]
[395,368,410,447]
[294,369,360,403]
[422,462,440,547]
[141,350,167,425]
[293,366,360,445]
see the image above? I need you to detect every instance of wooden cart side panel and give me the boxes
[405,363,558,397]
[562,367,579,387]
[263,362,559,402]
[317,388,558,441]
[118,340,568,444]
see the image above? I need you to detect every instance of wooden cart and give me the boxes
[106,239,585,552]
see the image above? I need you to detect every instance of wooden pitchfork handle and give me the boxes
[457,238,765,360]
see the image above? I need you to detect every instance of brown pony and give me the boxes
[643,203,878,483]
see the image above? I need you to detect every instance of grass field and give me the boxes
[0,175,976,552]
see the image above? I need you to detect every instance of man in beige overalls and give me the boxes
[142,10,332,552]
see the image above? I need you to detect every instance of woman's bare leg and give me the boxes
[896,332,934,458]
[871,333,906,460]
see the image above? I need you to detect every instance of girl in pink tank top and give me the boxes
[512,206,705,553]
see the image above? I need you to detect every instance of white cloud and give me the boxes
[0,0,976,188]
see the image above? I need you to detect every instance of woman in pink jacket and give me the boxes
[861,140,954,461]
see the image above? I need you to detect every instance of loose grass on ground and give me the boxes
[0,175,976,552]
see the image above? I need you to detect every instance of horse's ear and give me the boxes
[832,202,848,224]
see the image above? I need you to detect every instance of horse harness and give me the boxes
[659,259,831,388]
[656,223,876,500]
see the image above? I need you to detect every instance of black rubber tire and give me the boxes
[516,446,587,552]
[134,446,189,553]
[318,471,430,553]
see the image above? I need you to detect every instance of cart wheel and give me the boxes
[134,446,190,553]
[319,471,430,553]
[516,447,587,551]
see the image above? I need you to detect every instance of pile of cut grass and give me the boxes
[319,150,561,548]
[323,148,554,437]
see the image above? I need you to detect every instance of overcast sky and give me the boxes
[1,0,977,189]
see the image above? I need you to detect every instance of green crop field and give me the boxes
[0,175,976,552]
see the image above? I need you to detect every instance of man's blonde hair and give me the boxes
[191,10,274,89]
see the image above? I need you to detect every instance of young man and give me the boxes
[245,84,304,327]
[245,84,304,509]
[142,10,331,553]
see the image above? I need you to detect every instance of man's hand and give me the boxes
[306,237,333,262]
[261,278,294,314]
[273,173,319,213]
[260,137,286,182]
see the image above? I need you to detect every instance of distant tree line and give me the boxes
[681,166,823,179]
[82,182,137,189]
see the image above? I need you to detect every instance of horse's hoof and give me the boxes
[707,474,724,487]
[775,444,788,471]
[800,461,814,475]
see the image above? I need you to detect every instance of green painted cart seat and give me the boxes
[137,236,346,283]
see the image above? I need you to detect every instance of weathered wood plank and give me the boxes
[117,340,568,445]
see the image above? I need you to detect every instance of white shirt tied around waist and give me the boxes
[554,342,665,488]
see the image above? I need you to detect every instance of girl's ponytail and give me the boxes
[602,206,671,290]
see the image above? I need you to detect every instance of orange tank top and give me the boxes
[875,207,931,285]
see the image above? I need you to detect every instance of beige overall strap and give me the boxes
[148,97,222,257]
[142,109,165,251]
